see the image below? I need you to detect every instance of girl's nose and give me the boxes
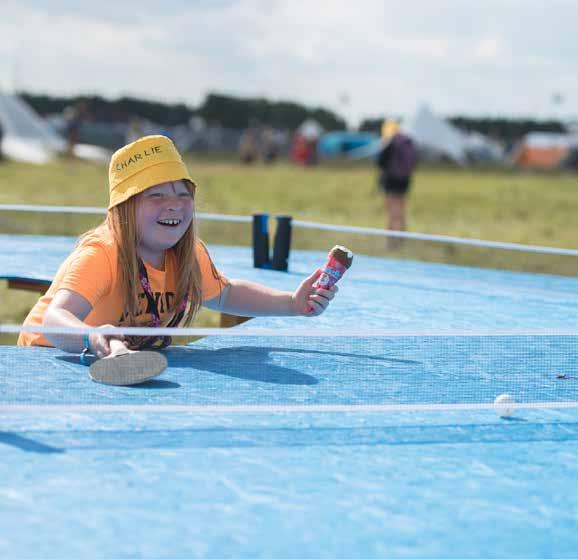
[164,195,184,210]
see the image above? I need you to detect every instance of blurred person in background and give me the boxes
[63,100,89,159]
[291,119,322,166]
[376,119,417,249]
[239,120,261,164]
[261,125,279,164]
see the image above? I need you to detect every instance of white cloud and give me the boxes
[473,36,503,60]
[1,0,577,123]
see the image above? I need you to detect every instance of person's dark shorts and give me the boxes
[379,174,411,195]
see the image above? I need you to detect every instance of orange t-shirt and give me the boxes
[18,227,229,346]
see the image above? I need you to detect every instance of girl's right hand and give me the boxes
[88,324,127,359]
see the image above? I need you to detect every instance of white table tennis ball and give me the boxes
[494,394,515,418]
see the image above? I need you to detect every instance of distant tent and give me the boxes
[406,105,468,164]
[0,91,65,164]
[403,105,505,164]
[513,133,577,169]
[326,106,471,163]
[297,119,323,141]
[318,131,378,158]
[311,105,503,164]
[463,131,505,163]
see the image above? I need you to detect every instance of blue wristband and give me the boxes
[79,334,91,365]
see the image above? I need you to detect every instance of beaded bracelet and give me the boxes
[79,334,91,365]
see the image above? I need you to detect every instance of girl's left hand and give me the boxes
[291,269,338,317]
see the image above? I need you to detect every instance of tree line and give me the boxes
[21,92,346,131]
[21,91,568,143]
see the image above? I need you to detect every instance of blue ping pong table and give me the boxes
[3,329,578,558]
[4,235,578,557]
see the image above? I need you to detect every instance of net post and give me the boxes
[272,215,292,271]
[252,213,271,269]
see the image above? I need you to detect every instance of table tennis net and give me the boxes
[2,325,578,412]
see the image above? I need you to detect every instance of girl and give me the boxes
[18,135,337,359]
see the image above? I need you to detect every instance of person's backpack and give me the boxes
[389,134,417,178]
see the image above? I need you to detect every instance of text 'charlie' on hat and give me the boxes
[108,135,194,209]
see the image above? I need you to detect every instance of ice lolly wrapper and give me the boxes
[313,245,354,289]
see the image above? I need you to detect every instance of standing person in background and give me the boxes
[239,128,260,164]
[63,100,88,159]
[239,120,261,164]
[376,119,418,249]
[261,125,278,164]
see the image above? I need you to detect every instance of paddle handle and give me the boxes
[109,339,130,357]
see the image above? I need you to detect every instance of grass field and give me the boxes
[1,156,577,330]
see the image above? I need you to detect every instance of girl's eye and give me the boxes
[178,192,192,198]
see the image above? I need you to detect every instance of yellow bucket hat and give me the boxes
[381,119,400,140]
[108,135,194,209]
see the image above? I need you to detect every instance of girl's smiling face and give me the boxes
[135,180,194,267]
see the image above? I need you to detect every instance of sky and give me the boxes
[1,0,577,127]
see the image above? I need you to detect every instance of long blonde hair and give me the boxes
[78,180,216,327]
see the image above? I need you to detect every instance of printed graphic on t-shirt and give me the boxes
[118,290,175,324]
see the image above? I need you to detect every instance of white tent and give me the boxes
[298,119,323,140]
[0,91,65,164]
[312,105,504,164]
[463,130,505,162]
[406,105,468,164]
[406,105,504,164]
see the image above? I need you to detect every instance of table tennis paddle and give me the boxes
[89,339,168,386]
